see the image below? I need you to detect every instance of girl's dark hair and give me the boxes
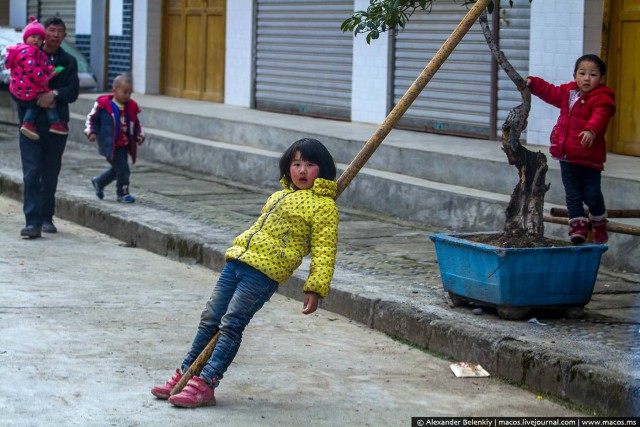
[574,54,606,76]
[279,138,337,185]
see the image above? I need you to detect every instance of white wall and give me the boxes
[109,0,123,36]
[9,0,26,27]
[224,0,254,107]
[132,0,161,94]
[75,1,91,34]
[527,1,585,146]
[350,0,390,125]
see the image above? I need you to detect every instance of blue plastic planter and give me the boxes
[429,232,608,319]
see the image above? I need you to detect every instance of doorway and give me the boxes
[162,0,226,101]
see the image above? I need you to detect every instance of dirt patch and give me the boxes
[465,232,572,249]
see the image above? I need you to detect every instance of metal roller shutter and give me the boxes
[393,1,493,138]
[39,0,76,44]
[255,0,353,120]
[496,0,530,141]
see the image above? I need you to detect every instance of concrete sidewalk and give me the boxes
[0,129,638,416]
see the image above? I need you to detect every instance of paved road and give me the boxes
[0,195,585,426]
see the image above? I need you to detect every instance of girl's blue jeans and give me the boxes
[181,260,279,385]
[560,161,606,219]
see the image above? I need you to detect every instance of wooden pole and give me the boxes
[169,331,220,396]
[172,0,493,396]
[335,0,493,198]
[549,207,640,219]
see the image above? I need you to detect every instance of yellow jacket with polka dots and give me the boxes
[225,178,339,298]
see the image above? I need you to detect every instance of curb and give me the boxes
[0,171,637,416]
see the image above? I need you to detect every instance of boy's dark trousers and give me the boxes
[95,145,130,196]
[559,161,606,219]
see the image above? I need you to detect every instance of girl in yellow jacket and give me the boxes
[151,138,339,408]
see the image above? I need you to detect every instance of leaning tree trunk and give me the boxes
[478,11,549,240]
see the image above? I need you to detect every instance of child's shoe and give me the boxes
[20,122,39,140]
[168,376,217,408]
[91,177,104,200]
[590,214,608,244]
[568,217,588,244]
[117,193,136,203]
[49,122,69,135]
[151,368,182,400]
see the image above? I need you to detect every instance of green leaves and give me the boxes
[341,0,532,44]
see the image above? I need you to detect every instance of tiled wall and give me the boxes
[76,34,91,65]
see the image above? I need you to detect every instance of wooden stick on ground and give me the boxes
[171,0,493,396]
[169,331,220,396]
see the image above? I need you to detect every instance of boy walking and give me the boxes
[85,74,144,203]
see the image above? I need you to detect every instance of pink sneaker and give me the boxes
[151,368,182,400]
[20,122,40,140]
[49,121,69,135]
[168,376,216,408]
[568,217,588,244]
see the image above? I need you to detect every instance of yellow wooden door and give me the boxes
[162,0,225,101]
[606,0,640,156]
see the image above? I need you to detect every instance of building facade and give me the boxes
[5,0,639,156]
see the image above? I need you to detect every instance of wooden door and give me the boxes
[162,0,225,101]
[606,0,640,156]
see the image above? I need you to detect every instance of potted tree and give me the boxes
[341,0,608,319]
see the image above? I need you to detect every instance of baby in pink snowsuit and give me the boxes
[3,16,67,140]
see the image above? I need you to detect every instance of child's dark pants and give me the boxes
[560,161,606,219]
[95,145,130,196]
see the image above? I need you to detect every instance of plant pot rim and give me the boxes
[429,231,608,254]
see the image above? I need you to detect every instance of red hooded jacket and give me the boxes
[527,76,615,171]
[84,94,144,164]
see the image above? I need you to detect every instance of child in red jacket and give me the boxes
[3,16,67,140]
[84,74,145,203]
[526,54,616,244]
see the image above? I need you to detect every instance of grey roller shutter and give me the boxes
[255,0,353,120]
[393,1,492,138]
[496,0,530,141]
[39,0,76,44]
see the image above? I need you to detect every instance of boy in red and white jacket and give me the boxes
[84,74,144,203]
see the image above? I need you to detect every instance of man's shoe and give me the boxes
[168,376,216,408]
[151,368,182,400]
[91,177,104,200]
[49,122,69,135]
[42,221,57,233]
[20,122,39,140]
[20,225,42,239]
[117,193,136,203]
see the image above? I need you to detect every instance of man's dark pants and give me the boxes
[19,131,67,227]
